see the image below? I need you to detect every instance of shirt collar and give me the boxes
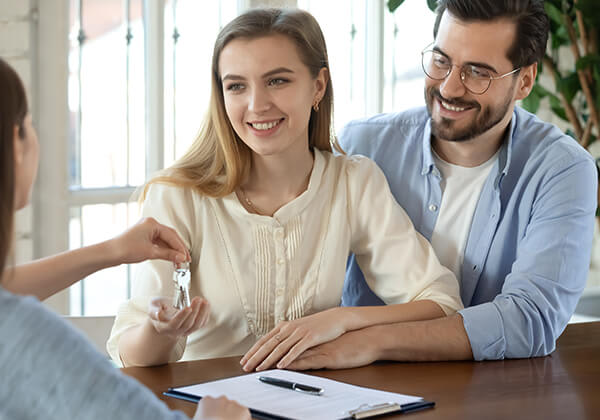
[422,110,517,188]
[421,119,436,176]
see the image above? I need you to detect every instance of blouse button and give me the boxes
[428,204,438,212]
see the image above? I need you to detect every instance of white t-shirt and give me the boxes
[430,151,499,282]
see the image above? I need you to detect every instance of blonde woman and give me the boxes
[107,8,463,371]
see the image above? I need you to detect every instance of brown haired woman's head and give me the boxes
[0,58,38,274]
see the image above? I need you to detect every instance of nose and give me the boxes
[248,86,272,113]
[439,65,467,99]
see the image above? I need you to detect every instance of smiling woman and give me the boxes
[107,7,463,370]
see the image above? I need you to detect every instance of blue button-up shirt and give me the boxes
[341,106,597,360]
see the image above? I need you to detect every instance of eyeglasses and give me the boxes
[421,45,521,95]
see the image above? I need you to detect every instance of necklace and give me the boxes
[240,187,262,215]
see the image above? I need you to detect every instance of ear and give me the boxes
[314,67,329,102]
[13,124,24,165]
[514,62,537,101]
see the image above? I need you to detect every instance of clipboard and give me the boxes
[164,389,294,420]
[163,370,435,419]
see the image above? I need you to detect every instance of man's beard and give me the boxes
[425,86,513,142]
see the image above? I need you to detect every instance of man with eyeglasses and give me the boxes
[286,0,597,368]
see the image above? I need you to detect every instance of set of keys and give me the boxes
[172,261,191,309]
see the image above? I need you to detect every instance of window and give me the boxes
[382,1,436,112]
[55,0,435,316]
[67,0,240,315]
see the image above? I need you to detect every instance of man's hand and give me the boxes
[108,217,191,265]
[286,327,381,371]
[193,396,251,420]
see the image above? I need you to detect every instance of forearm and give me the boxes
[341,299,445,333]
[3,241,120,300]
[118,319,183,367]
[369,313,473,361]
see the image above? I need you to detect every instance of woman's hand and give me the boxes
[108,217,191,265]
[193,396,251,420]
[148,296,210,338]
[240,308,347,372]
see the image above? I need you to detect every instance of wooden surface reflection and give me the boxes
[122,322,600,419]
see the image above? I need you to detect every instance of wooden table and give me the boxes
[122,322,600,419]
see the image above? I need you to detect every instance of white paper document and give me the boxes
[172,369,425,419]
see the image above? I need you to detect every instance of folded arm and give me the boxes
[462,157,597,360]
[287,313,472,370]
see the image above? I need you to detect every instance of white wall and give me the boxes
[1,0,70,314]
[1,0,34,265]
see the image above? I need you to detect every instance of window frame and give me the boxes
[34,0,386,315]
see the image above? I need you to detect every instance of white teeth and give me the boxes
[251,120,281,130]
[441,100,467,112]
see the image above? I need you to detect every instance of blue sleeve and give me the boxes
[460,156,597,360]
[0,291,188,420]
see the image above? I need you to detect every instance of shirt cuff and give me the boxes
[459,302,506,360]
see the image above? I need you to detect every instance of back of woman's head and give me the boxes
[0,58,28,275]
[148,8,334,199]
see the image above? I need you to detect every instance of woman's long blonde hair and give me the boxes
[143,8,338,199]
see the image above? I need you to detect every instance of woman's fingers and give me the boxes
[183,299,210,336]
[243,333,287,372]
[255,333,303,371]
[276,338,311,369]
[241,328,280,365]
[198,300,211,327]
[149,220,190,262]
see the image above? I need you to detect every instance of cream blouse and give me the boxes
[107,150,462,364]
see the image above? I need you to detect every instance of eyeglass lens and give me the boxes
[421,50,492,94]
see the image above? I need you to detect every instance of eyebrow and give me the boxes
[221,67,295,82]
[432,46,499,74]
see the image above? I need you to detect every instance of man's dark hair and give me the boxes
[433,0,550,68]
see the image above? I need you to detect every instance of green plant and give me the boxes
[387,0,600,149]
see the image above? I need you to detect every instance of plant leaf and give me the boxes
[576,54,600,72]
[426,0,438,12]
[574,0,600,26]
[544,2,564,26]
[550,25,570,50]
[558,72,581,103]
[387,0,406,13]
[522,87,541,114]
[549,95,569,122]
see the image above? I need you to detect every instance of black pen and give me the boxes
[258,376,324,396]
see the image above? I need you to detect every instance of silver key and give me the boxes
[173,261,191,309]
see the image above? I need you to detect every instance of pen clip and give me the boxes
[348,402,401,419]
[292,384,324,396]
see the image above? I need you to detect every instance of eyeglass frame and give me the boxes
[420,44,521,95]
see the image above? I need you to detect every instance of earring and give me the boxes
[313,99,320,112]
